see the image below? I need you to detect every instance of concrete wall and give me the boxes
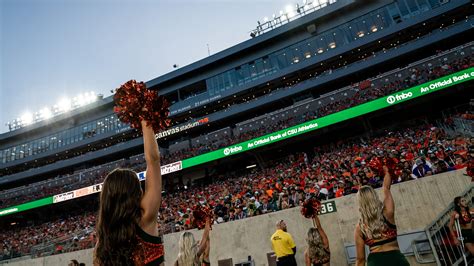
[163,170,470,266]
[3,170,471,266]
[0,249,93,266]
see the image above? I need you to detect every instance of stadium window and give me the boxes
[207,77,214,95]
[228,70,237,87]
[65,131,71,144]
[386,3,403,24]
[316,37,326,53]
[44,138,49,151]
[235,67,244,86]
[325,33,336,48]
[293,46,303,62]
[275,52,287,69]
[32,142,37,155]
[4,149,10,162]
[405,0,420,14]
[224,71,232,89]
[209,76,216,94]
[249,62,258,80]
[347,23,357,39]
[379,8,392,27]
[241,64,251,84]
[208,77,214,94]
[332,29,345,45]
[100,121,106,134]
[371,12,385,30]
[26,144,32,155]
[217,74,225,92]
[261,56,272,74]
[255,59,264,77]
[356,20,368,37]
[57,133,63,147]
[416,0,430,12]
[426,0,440,9]
[285,49,295,65]
[307,39,317,55]
[269,54,281,71]
[397,0,411,18]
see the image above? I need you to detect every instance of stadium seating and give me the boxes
[1,43,472,209]
[1,113,472,260]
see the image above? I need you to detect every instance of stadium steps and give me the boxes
[421,185,474,265]
[28,226,94,259]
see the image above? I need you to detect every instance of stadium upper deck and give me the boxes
[0,0,472,187]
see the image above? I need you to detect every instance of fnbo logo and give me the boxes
[386,95,396,104]
[386,92,413,104]
[223,146,242,156]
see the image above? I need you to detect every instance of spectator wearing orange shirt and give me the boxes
[335,182,345,198]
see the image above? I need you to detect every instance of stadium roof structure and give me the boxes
[146,0,354,90]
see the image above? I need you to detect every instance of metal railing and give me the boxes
[418,185,474,265]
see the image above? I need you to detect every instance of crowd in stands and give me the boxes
[1,116,473,260]
[158,50,473,165]
[0,45,472,210]
[159,122,473,233]
[1,44,473,260]
[1,212,95,260]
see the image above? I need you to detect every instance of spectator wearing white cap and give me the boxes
[313,184,326,202]
[412,159,433,178]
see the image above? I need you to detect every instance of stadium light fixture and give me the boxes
[40,107,53,119]
[58,98,72,112]
[304,52,311,58]
[329,42,336,49]
[357,31,365,38]
[84,92,91,103]
[371,25,378,32]
[20,112,33,125]
[87,92,97,104]
[317,48,324,54]
[250,0,337,37]
[76,94,86,106]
